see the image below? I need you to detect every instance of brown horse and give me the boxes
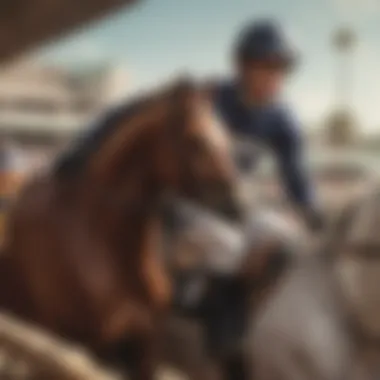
[0,78,242,380]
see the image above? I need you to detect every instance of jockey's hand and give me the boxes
[303,208,325,233]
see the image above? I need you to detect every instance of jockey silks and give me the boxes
[214,81,314,210]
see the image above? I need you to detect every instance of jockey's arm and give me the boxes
[270,111,324,232]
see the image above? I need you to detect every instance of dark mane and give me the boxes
[53,95,150,178]
[53,77,197,179]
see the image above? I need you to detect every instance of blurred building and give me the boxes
[239,143,380,216]
[0,60,129,149]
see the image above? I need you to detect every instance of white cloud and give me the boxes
[333,0,380,20]
[351,42,380,131]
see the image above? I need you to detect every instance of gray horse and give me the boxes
[161,190,380,380]
[250,189,380,380]
[160,198,303,380]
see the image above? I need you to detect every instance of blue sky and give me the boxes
[34,0,380,131]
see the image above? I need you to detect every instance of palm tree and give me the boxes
[325,27,357,146]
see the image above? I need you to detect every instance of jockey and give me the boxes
[213,19,324,232]
[172,20,326,373]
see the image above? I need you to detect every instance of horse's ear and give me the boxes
[162,76,199,127]
[167,76,198,104]
[202,78,221,99]
[171,75,196,92]
[170,76,220,101]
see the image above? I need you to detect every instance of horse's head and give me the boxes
[84,78,242,222]
[156,79,242,221]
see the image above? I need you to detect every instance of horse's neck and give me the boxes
[61,121,159,212]
[101,199,171,308]
[92,155,162,245]
[55,120,167,285]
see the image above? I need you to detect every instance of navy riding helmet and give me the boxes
[234,20,299,70]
